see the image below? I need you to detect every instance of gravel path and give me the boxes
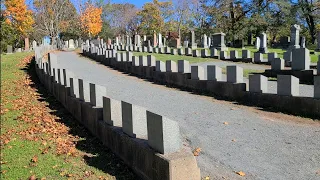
[54,51,320,180]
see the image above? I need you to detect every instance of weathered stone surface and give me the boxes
[291,48,310,70]
[103,97,122,126]
[277,75,299,96]
[166,60,178,72]
[242,50,251,59]
[178,60,190,73]
[271,58,285,70]
[121,101,147,138]
[191,66,205,80]
[230,50,239,59]
[227,66,243,83]
[146,111,181,154]
[315,76,320,98]
[207,65,222,81]
[156,61,166,72]
[147,55,156,66]
[249,74,268,93]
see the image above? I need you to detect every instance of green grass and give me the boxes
[0,52,136,179]
[124,46,319,63]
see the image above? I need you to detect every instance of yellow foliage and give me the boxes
[80,3,103,37]
[4,0,34,37]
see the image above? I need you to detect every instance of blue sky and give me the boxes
[111,0,153,8]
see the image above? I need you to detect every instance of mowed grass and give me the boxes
[126,46,319,63]
[124,51,263,77]
[0,52,136,179]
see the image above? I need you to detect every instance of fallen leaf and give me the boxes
[232,139,236,142]
[31,155,38,163]
[236,171,246,176]
[223,122,229,125]
[193,147,202,156]
[1,170,7,174]
[29,175,36,180]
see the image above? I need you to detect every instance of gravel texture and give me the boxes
[54,51,320,180]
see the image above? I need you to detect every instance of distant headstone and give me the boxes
[191,66,206,80]
[247,33,253,45]
[315,76,320,98]
[32,40,37,48]
[183,41,189,47]
[16,48,22,53]
[207,37,211,47]
[68,39,75,49]
[153,32,157,47]
[227,66,243,83]
[158,33,163,47]
[211,33,228,51]
[258,32,268,53]
[271,58,285,71]
[7,45,13,54]
[255,37,260,49]
[190,30,197,49]
[249,74,268,93]
[300,36,306,48]
[279,36,290,48]
[316,31,320,52]
[289,24,300,50]
[202,34,208,48]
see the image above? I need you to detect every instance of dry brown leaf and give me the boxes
[193,147,202,156]
[236,171,246,176]
[223,122,229,125]
[29,175,36,180]
[31,155,38,163]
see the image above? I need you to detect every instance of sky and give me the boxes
[111,0,153,8]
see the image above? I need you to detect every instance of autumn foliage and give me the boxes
[4,0,34,37]
[80,3,103,37]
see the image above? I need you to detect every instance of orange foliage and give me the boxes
[80,3,103,37]
[4,0,34,37]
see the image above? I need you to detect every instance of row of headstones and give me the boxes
[43,55,182,155]
[85,45,320,98]
[62,39,82,49]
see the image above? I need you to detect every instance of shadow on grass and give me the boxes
[23,58,140,180]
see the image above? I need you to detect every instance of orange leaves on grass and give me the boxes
[236,171,246,176]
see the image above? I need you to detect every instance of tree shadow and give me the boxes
[23,59,140,180]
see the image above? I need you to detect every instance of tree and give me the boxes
[0,10,19,52]
[3,0,34,37]
[80,2,103,38]
[33,0,77,39]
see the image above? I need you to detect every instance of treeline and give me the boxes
[1,0,319,53]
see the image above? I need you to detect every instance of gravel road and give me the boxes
[53,51,320,180]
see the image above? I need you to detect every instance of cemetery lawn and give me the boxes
[130,51,264,77]
[0,52,136,179]
[129,46,319,63]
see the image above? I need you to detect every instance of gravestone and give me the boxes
[315,76,320,98]
[242,50,251,59]
[191,66,205,80]
[277,75,299,96]
[316,31,320,52]
[318,56,320,75]
[289,24,300,50]
[211,33,228,51]
[247,33,253,45]
[126,35,130,45]
[190,30,197,49]
[230,50,239,59]
[258,32,268,53]
[268,52,278,63]
[234,39,244,48]
[207,37,211,47]
[121,101,147,138]
[32,40,37,49]
[271,58,285,70]
[178,48,184,55]
[255,37,260,49]
[279,36,290,48]
[166,60,177,72]
[7,45,13,54]
[178,60,190,73]
[115,37,119,46]
[103,97,122,127]
[300,36,306,48]
[158,33,163,47]
[202,34,208,48]
[249,74,268,93]
[207,65,222,81]
[146,111,181,154]
[227,66,243,83]
[134,34,141,47]
[147,55,156,66]
[183,41,189,47]
[156,61,166,72]
[291,48,310,70]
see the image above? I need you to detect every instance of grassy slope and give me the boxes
[0,52,136,179]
